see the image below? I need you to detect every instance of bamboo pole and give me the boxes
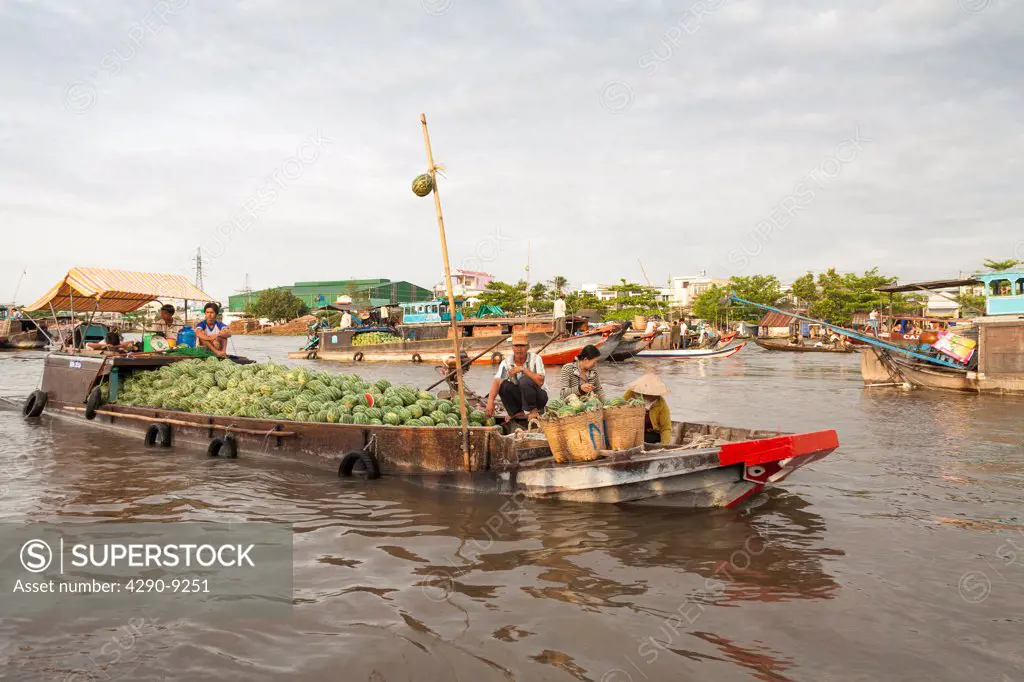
[420,113,471,471]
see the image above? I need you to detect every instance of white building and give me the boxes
[665,272,730,309]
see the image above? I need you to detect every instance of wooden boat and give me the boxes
[8,350,838,509]
[0,311,48,350]
[608,333,655,362]
[753,338,856,354]
[636,342,746,360]
[291,326,624,367]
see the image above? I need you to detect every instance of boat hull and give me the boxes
[7,355,837,510]
[754,338,855,353]
[636,342,745,359]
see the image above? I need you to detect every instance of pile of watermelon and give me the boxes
[352,332,402,347]
[115,358,496,428]
[542,394,644,421]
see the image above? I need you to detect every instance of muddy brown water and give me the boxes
[0,338,1021,681]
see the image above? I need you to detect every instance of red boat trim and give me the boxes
[725,484,764,508]
[717,430,839,467]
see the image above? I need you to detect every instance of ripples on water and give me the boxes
[1,338,1022,681]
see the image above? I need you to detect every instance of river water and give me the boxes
[1,337,1021,681]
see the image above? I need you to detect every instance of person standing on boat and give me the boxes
[623,373,672,445]
[670,319,682,350]
[486,330,548,422]
[552,294,567,338]
[339,310,353,329]
[195,302,232,357]
[560,344,605,402]
[680,319,690,349]
[869,308,880,335]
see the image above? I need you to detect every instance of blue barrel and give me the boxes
[176,326,197,348]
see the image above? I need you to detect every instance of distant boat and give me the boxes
[636,343,745,360]
[753,338,856,354]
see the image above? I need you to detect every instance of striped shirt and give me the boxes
[559,360,605,402]
[495,352,546,384]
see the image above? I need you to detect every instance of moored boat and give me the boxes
[0,310,48,350]
[636,342,746,360]
[9,349,838,509]
[753,338,856,353]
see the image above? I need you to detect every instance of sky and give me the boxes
[2,0,1022,305]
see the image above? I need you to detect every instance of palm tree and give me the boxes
[548,275,569,296]
[983,258,1021,271]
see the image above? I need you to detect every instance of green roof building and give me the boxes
[228,279,434,313]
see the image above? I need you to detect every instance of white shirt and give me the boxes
[869,310,879,321]
[340,313,352,328]
[552,299,566,319]
[494,352,546,385]
[680,322,688,333]
[644,320,657,335]
[380,306,388,319]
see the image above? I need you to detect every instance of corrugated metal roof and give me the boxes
[25,267,213,314]
[758,311,799,328]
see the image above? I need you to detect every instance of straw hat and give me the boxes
[511,330,529,346]
[627,373,668,397]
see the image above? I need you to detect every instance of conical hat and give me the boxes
[627,373,668,396]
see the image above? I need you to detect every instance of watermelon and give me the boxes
[383,412,401,426]
[352,413,369,425]
[339,414,354,425]
[547,399,565,411]
[420,415,435,426]
[374,378,391,392]
[430,410,447,424]
[418,391,435,402]
[404,417,423,427]
[411,173,434,197]
[436,400,454,414]
[407,404,422,419]
[469,409,486,422]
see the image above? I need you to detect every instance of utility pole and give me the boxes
[192,248,204,291]
[525,239,531,316]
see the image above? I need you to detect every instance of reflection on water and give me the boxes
[1,340,1023,681]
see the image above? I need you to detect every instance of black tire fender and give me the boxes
[353,351,364,362]
[491,352,503,365]
[85,387,102,420]
[23,390,47,418]
[207,434,238,458]
[411,353,422,363]
[144,423,173,448]
[338,451,381,479]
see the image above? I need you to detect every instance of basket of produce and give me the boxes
[114,358,498,427]
[538,395,605,463]
[601,397,646,450]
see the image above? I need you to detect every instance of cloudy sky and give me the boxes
[2,0,1022,304]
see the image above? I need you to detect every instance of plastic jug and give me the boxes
[176,326,197,348]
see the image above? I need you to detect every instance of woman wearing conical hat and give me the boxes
[623,373,672,445]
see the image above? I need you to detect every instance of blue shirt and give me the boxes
[196,319,226,333]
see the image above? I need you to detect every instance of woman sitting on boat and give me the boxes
[559,344,605,402]
[624,373,672,445]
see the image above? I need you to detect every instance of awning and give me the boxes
[875,278,980,294]
[25,267,214,314]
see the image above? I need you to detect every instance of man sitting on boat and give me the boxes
[624,373,672,445]
[485,330,548,422]
[195,302,232,357]
[152,304,182,341]
[560,344,605,402]
[85,328,138,354]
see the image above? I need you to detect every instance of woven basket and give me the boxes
[539,408,605,463]
[603,405,645,451]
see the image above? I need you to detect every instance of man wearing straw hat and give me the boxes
[485,330,547,423]
[623,373,673,445]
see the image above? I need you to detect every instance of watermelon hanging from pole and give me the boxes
[412,173,434,197]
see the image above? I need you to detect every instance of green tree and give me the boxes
[528,282,552,312]
[805,268,922,325]
[548,275,569,296]
[478,280,527,314]
[728,274,783,322]
[982,258,1020,271]
[603,279,661,320]
[565,290,609,317]
[789,272,819,306]
[954,290,986,317]
[245,288,308,323]
[691,284,729,322]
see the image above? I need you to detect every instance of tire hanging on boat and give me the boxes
[85,387,102,420]
[22,390,47,418]
[207,434,238,458]
[338,451,380,479]
[144,423,173,448]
